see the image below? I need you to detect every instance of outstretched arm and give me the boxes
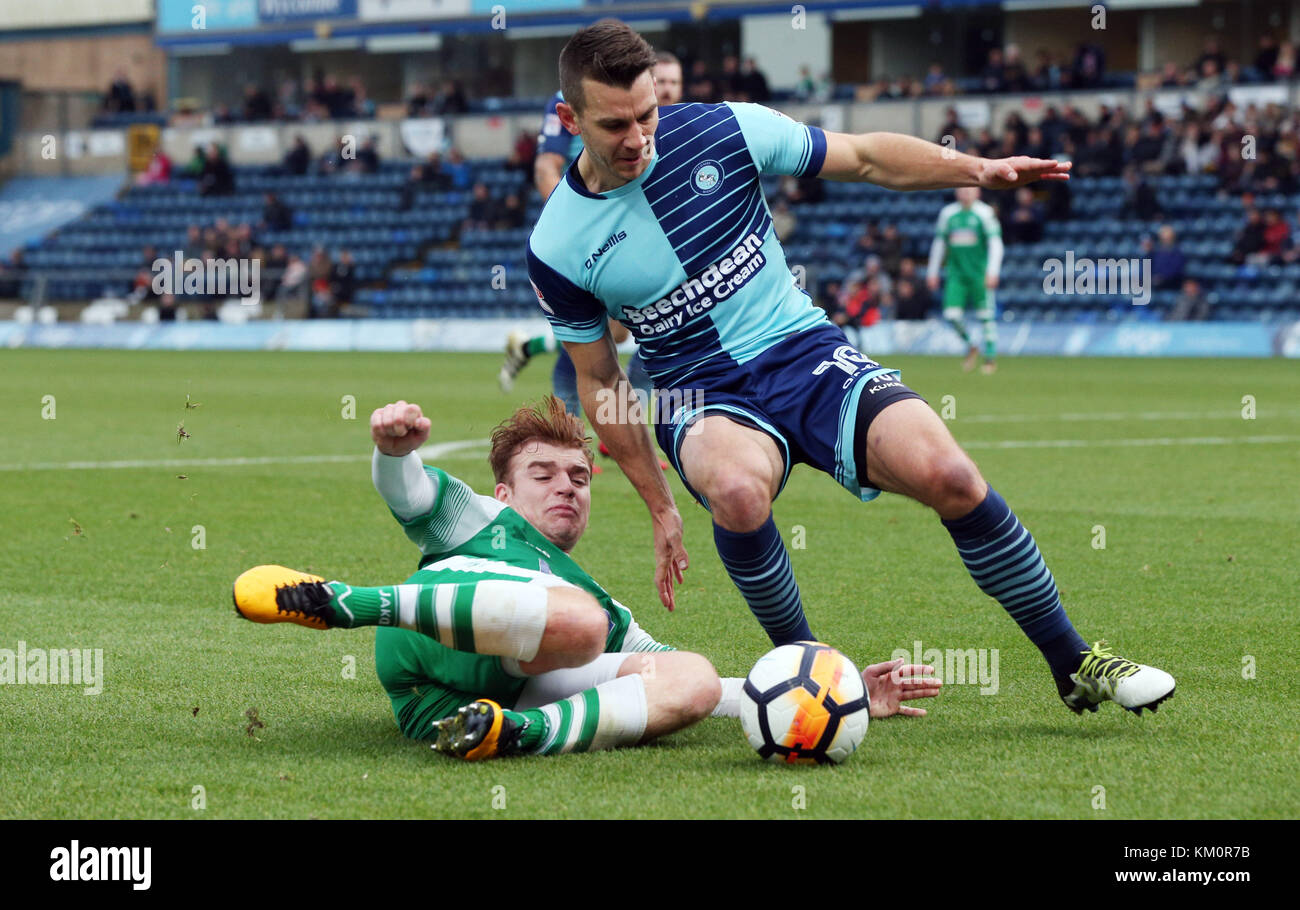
[370,400,434,521]
[818,130,1071,190]
[564,333,689,611]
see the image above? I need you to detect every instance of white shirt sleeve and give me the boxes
[371,449,436,522]
[986,235,1004,278]
[927,235,946,280]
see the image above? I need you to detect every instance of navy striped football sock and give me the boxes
[713,516,813,646]
[942,487,1087,678]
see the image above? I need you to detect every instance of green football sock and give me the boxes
[947,317,971,345]
[510,675,648,755]
[980,314,998,360]
[524,335,555,357]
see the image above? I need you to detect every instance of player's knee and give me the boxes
[543,589,607,665]
[925,452,985,514]
[675,652,722,722]
[708,474,773,532]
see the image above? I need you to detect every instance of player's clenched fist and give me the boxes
[370,400,431,457]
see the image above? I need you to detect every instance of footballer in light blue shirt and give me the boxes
[527,21,1172,718]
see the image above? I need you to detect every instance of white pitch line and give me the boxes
[961,435,1300,450]
[1,434,1294,472]
[958,409,1300,424]
[0,438,492,472]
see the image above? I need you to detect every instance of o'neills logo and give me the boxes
[619,232,766,336]
[585,231,627,269]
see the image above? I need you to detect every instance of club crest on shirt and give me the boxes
[691,160,724,195]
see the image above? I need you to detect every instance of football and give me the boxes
[740,642,871,765]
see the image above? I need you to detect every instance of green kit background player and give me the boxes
[927,186,1004,373]
[232,398,943,759]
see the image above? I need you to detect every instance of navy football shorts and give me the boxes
[651,323,925,509]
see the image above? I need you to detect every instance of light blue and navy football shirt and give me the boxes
[538,91,585,165]
[527,101,830,387]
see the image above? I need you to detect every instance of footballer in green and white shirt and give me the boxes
[927,187,1004,373]
[231,398,944,759]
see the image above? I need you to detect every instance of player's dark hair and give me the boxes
[490,395,594,484]
[655,51,681,68]
[559,18,658,114]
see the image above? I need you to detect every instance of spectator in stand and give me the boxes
[1274,41,1297,79]
[923,62,947,95]
[878,224,904,277]
[136,149,172,186]
[1147,225,1187,290]
[406,82,432,117]
[351,77,375,118]
[816,280,842,319]
[740,58,771,103]
[1002,45,1030,93]
[1194,36,1227,76]
[1231,207,1266,264]
[981,47,1005,93]
[1073,42,1106,88]
[198,143,235,197]
[1197,58,1227,92]
[687,60,715,103]
[719,56,745,101]
[1120,165,1161,220]
[832,272,884,350]
[1170,279,1212,321]
[497,193,526,230]
[444,148,473,190]
[1005,187,1045,245]
[330,250,356,308]
[436,80,468,115]
[276,254,308,313]
[794,65,817,102]
[770,199,797,242]
[1157,61,1185,88]
[104,70,136,113]
[1178,123,1214,174]
[212,104,236,125]
[157,293,178,322]
[243,83,273,121]
[261,244,290,301]
[419,152,452,191]
[510,130,537,176]
[355,136,381,175]
[655,52,684,105]
[1260,208,1291,262]
[463,182,500,232]
[1255,34,1280,78]
[261,193,293,232]
[308,247,335,317]
[283,135,311,176]
[1128,118,1170,174]
[1033,50,1066,90]
[893,258,931,320]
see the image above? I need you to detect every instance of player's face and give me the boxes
[574,71,659,187]
[495,441,592,552]
[654,61,683,106]
[956,186,979,206]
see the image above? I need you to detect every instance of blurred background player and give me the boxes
[927,186,1004,373]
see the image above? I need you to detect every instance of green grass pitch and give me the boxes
[1,348,1296,819]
